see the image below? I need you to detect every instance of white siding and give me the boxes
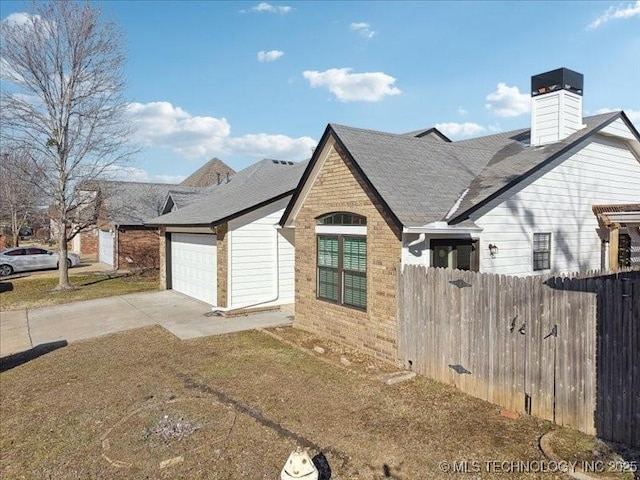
[402,233,430,266]
[561,92,582,138]
[227,198,294,309]
[475,136,640,276]
[532,93,561,145]
[601,118,636,140]
[531,91,583,146]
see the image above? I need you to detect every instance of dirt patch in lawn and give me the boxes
[2,325,573,479]
[0,271,158,311]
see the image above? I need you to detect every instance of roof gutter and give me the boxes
[403,222,483,235]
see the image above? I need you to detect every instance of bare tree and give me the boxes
[0,151,41,247]
[0,1,135,289]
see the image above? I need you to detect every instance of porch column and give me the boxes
[609,224,619,271]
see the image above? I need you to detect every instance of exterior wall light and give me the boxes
[489,244,499,258]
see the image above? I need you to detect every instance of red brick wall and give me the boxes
[294,141,403,362]
[117,227,161,270]
[80,228,99,256]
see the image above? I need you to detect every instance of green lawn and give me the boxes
[0,272,159,311]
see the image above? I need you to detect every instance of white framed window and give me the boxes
[316,213,367,310]
[533,232,551,271]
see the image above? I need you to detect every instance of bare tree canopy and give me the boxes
[0,1,135,288]
[0,150,42,247]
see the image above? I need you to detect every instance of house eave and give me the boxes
[403,223,483,235]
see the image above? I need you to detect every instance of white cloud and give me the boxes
[226,134,316,158]
[458,107,468,116]
[350,22,376,38]
[104,166,186,184]
[103,165,151,182]
[155,174,187,184]
[127,102,230,158]
[2,12,35,26]
[485,83,530,118]
[126,101,316,161]
[257,50,284,62]
[587,0,640,29]
[1,12,54,33]
[435,122,486,138]
[594,107,640,127]
[302,68,401,102]
[243,2,292,14]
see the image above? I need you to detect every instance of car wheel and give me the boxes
[0,264,13,276]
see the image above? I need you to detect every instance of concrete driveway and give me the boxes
[0,290,293,357]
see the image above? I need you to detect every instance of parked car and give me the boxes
[0,247,81,276]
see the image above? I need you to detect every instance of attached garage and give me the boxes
[170,233,217,305]
[149,158,307,313]
[98,229,114,267]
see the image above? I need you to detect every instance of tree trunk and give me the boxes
[12,211,19,248]
[56,221,72,290]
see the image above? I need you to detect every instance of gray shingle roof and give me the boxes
[330,124,495,226]
[90,181,197,225]
[449,111,620,221]
[148,159,308,226]
[165,190,202,210]
[328,111,622,227]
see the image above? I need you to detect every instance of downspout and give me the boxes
[210,226,281,313]
[402,233,426,270]
[114,225,119,271]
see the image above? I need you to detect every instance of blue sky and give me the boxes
[1,0,639,183]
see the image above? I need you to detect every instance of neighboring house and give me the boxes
[74,181,186,269]
[280,68,640,361]
[71,158,234,269]
[179,157,235,187]
[147,158,308,312]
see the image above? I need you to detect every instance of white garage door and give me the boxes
[170,233,217,306]
[99,229,114,267]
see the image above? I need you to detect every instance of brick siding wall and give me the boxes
[159,228,167,289]
[80,228,98,256]
[117,227,161,270]
[294,142,402,362]
[216,223,228,307]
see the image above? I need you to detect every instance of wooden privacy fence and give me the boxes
[397,266,639,447]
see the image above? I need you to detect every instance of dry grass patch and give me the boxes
[1,325,575,479]
[548,429,638,480]
[0,272,158,311]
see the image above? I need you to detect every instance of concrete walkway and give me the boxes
[0,291,293,357]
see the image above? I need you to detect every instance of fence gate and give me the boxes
[397,266,640,446]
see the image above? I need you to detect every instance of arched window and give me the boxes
[317,212,367,226]
[316,212,367,310]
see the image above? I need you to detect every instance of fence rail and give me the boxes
[397,266,639,447]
